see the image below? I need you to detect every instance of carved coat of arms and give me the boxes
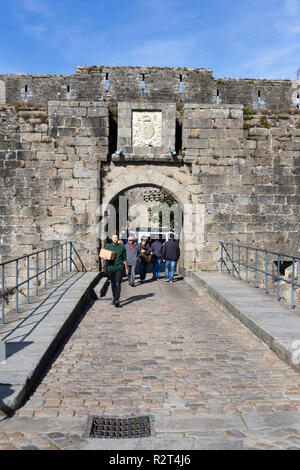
[132,111,162,147]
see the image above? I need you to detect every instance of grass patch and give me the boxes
[244,106,254,120]
[214,79,225,85]
[260,117,271,128]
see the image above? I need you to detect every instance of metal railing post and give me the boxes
[265,251,269,295]
[232,244,234,277]
[1,265,4,324]
[56,246,58,281]
[292,257,295,309]
[50,248,53,284]
[44,249,47,289]
[16,259,19,313]
[238,245,241,280]
[69,242,72,272]
[27,255,30,304]
[36,253,39,297]
[246,247,249,283]
[61,245,63,278]
[226,244,229,274]
[277,254,281,301]
[220,243,223,272]
[255,249,258,288]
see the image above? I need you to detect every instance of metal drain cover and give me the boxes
[83,415,152,439]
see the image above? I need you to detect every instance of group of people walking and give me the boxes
[105,234,180,308]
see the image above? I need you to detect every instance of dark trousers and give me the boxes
[139,261,147,281]
[108,269,123,303]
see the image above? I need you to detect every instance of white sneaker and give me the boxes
[165,278,169,282]
[170,281,173,283]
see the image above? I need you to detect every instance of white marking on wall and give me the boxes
[291,81,300,108]
[0,80,6,105]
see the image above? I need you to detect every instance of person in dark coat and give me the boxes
[162,233,180,283]
[125,236,139,287]
[138,235,151,283]
[151,235,163,280]
[105,234,128,307]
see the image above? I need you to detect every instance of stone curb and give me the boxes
[0,272,102,416]
[184,271,300,374]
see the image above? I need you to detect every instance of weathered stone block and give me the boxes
[34,124,48,133]
[65,188,90,199]
[21,133,42,143]
[185,138,209,149]
[73,168,91,178]
[199,129,226,139]
[57,169,72,178]
[73,137,98,146]
[210,139,241,149]
[184,118,213,129]
[72,199,86,213]
[230,109,243,119]
[214,118,243,129]
[194,108,230,119]
[87,107,108,117]
[248,128,270,137]
[75,108,87,117]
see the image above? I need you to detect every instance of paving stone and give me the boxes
[1,445,19,450]
[47,432,65,439]
[225,429,247,439]
[21,445,39,450]
[193,438,245,450]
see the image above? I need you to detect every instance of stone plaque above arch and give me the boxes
[113,102,178,162]
[132,110,162,147]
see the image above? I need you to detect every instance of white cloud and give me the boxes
[19,0,52,16]
[232,0,300,78]
[274,0,300,35]
[23,23,48,38]
[119,33,202,68]
[236,42,300,79]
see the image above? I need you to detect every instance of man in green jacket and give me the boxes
[106,234,128,308]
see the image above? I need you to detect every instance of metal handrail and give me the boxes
[0,242,86,324]
[220,242,300,309]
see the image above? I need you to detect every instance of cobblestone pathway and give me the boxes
[1,276,300,449]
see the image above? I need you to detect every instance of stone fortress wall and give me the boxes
[0,66,299,110]
[0,66,300,295]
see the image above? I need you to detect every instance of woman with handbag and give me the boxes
[138,235,151,283]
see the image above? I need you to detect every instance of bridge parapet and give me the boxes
[220,242,300,310]
[0,242,86,324]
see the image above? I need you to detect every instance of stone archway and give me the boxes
[101,165,191,210]
[100,164,203,272]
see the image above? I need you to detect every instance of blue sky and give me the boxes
[0,0,300,79]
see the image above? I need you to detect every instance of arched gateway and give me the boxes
[100,164,205,273]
